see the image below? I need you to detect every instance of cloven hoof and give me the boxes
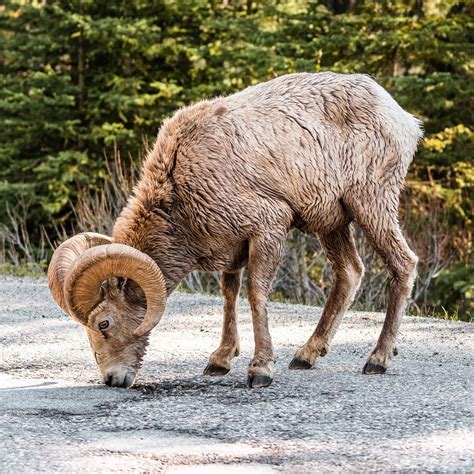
[247,374,273,388]
[203,364,230,376]
[288,358,313,370]
[363,362,387,375]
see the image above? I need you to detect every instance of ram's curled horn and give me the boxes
[64,244,167,338]
[48,232,112,321]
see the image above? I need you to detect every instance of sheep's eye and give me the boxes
[94,352,102,364]
[99,320,109,330]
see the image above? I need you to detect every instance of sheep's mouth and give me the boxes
[104,370,136,388]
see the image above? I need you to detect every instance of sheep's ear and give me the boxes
[100,277,126,296]
[122,279,145,306]
[118,277,128,293]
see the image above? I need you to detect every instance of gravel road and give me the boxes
[0,276,472,473]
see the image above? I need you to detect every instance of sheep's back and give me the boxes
[163,73,422,236]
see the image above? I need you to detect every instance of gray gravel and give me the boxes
[0,276,473,473]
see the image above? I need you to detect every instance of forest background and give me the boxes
[0,0,472,320]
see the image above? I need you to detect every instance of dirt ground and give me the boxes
[0,276,473,473]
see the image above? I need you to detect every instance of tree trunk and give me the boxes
[325,0,361,14]
[78,0,85,149]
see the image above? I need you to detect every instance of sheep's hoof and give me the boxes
[289,358,313,370]
[363,362,387,375]
[203,364,230,376]
[247,374,273,388]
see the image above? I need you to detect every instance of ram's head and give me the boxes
[48,233,167,388]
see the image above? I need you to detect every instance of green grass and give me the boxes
[412,306,472,323]
[0,262,46,278]
[181,283,473,322]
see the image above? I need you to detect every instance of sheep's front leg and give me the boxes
[247,233,285,388]
[204,270,242,376]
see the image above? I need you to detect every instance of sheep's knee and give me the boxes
[390,253,418,297]
[404,254,418,285]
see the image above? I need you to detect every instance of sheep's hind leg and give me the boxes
[289,225,364,369]
[204,270,242,376]
[247,232,286,388]
[351,195,418,374]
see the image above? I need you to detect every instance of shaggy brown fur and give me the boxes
[106,71,422,387]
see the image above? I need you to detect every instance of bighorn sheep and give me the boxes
[48,72,422,388]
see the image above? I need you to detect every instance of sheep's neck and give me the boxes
[112,204,195,295]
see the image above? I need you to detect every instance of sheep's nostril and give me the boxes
[104,374,113,386]
[123,371,136,388]
[119,378,129,388]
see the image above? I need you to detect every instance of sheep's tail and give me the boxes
[373,81,424,169]
[401,110,424,157]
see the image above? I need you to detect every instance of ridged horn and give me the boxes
[48,232,112,321]
[64,244,167,338]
